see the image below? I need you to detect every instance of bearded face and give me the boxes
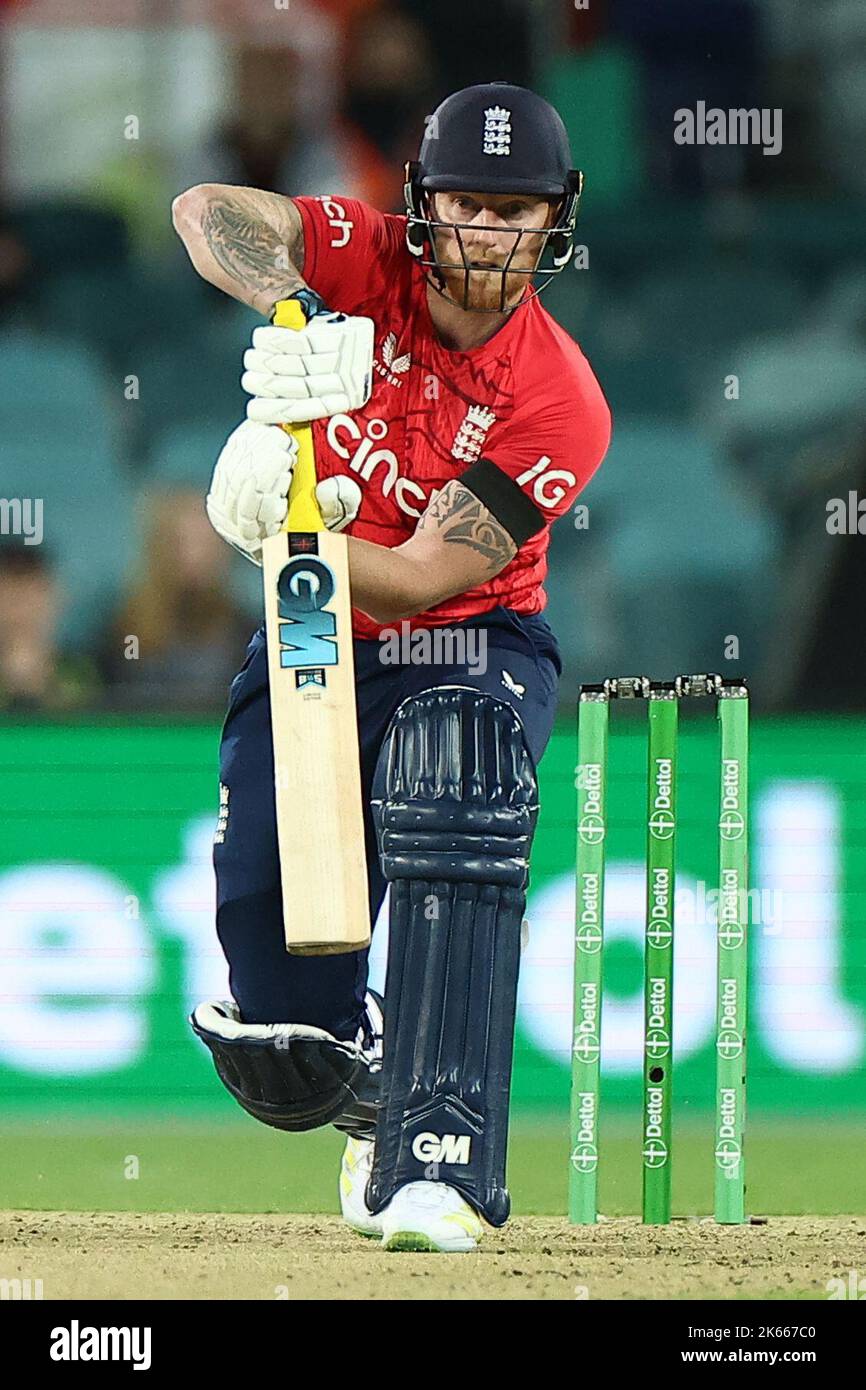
[429,191,556,313]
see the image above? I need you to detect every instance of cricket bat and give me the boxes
[261,297,370,955]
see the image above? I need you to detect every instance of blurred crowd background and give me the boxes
[1,0,865,714]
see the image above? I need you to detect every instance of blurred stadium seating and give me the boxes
[0,0,864,710]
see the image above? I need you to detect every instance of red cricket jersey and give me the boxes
[294,195,612,640]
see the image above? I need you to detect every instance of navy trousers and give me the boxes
[214,607,561,1039]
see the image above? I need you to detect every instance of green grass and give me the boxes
[1,1112,863,1217]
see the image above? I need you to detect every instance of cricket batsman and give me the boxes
[173,82,611,1251]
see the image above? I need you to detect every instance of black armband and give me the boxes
[458,457,546,548]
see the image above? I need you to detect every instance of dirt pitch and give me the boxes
[3,1211,864,1300]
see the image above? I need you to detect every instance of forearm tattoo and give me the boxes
[417,480,517,569]
[201,193,306,310]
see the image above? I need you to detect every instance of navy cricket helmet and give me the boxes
[404,82,583,311]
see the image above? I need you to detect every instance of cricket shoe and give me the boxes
[380,1181,484,1253]
[339,1134,382,1239]
[337,991,385,1238]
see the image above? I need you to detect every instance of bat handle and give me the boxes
[272,296,324,535]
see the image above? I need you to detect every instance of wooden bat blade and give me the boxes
[262,526,370,955]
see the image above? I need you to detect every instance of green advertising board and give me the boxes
[0,715,864,1113]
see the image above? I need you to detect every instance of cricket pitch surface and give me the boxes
[3,1212,864,1300]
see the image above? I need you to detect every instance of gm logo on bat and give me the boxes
[276,554,341,684]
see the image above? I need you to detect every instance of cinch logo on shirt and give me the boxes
[316,196,353,248]
[326,415,430,518]
[325,416,577,519]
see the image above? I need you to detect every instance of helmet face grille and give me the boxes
[404,168,582,314]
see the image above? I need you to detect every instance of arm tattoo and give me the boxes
[417,480,517,569]
[201,192,306,310]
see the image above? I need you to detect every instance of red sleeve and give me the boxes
[293,195,398,316]
[485,374,612,525]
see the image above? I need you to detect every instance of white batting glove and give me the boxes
[206,421,362,565]
[207,420,296,565]
[315,474,362,533]
[242,311,375,425]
